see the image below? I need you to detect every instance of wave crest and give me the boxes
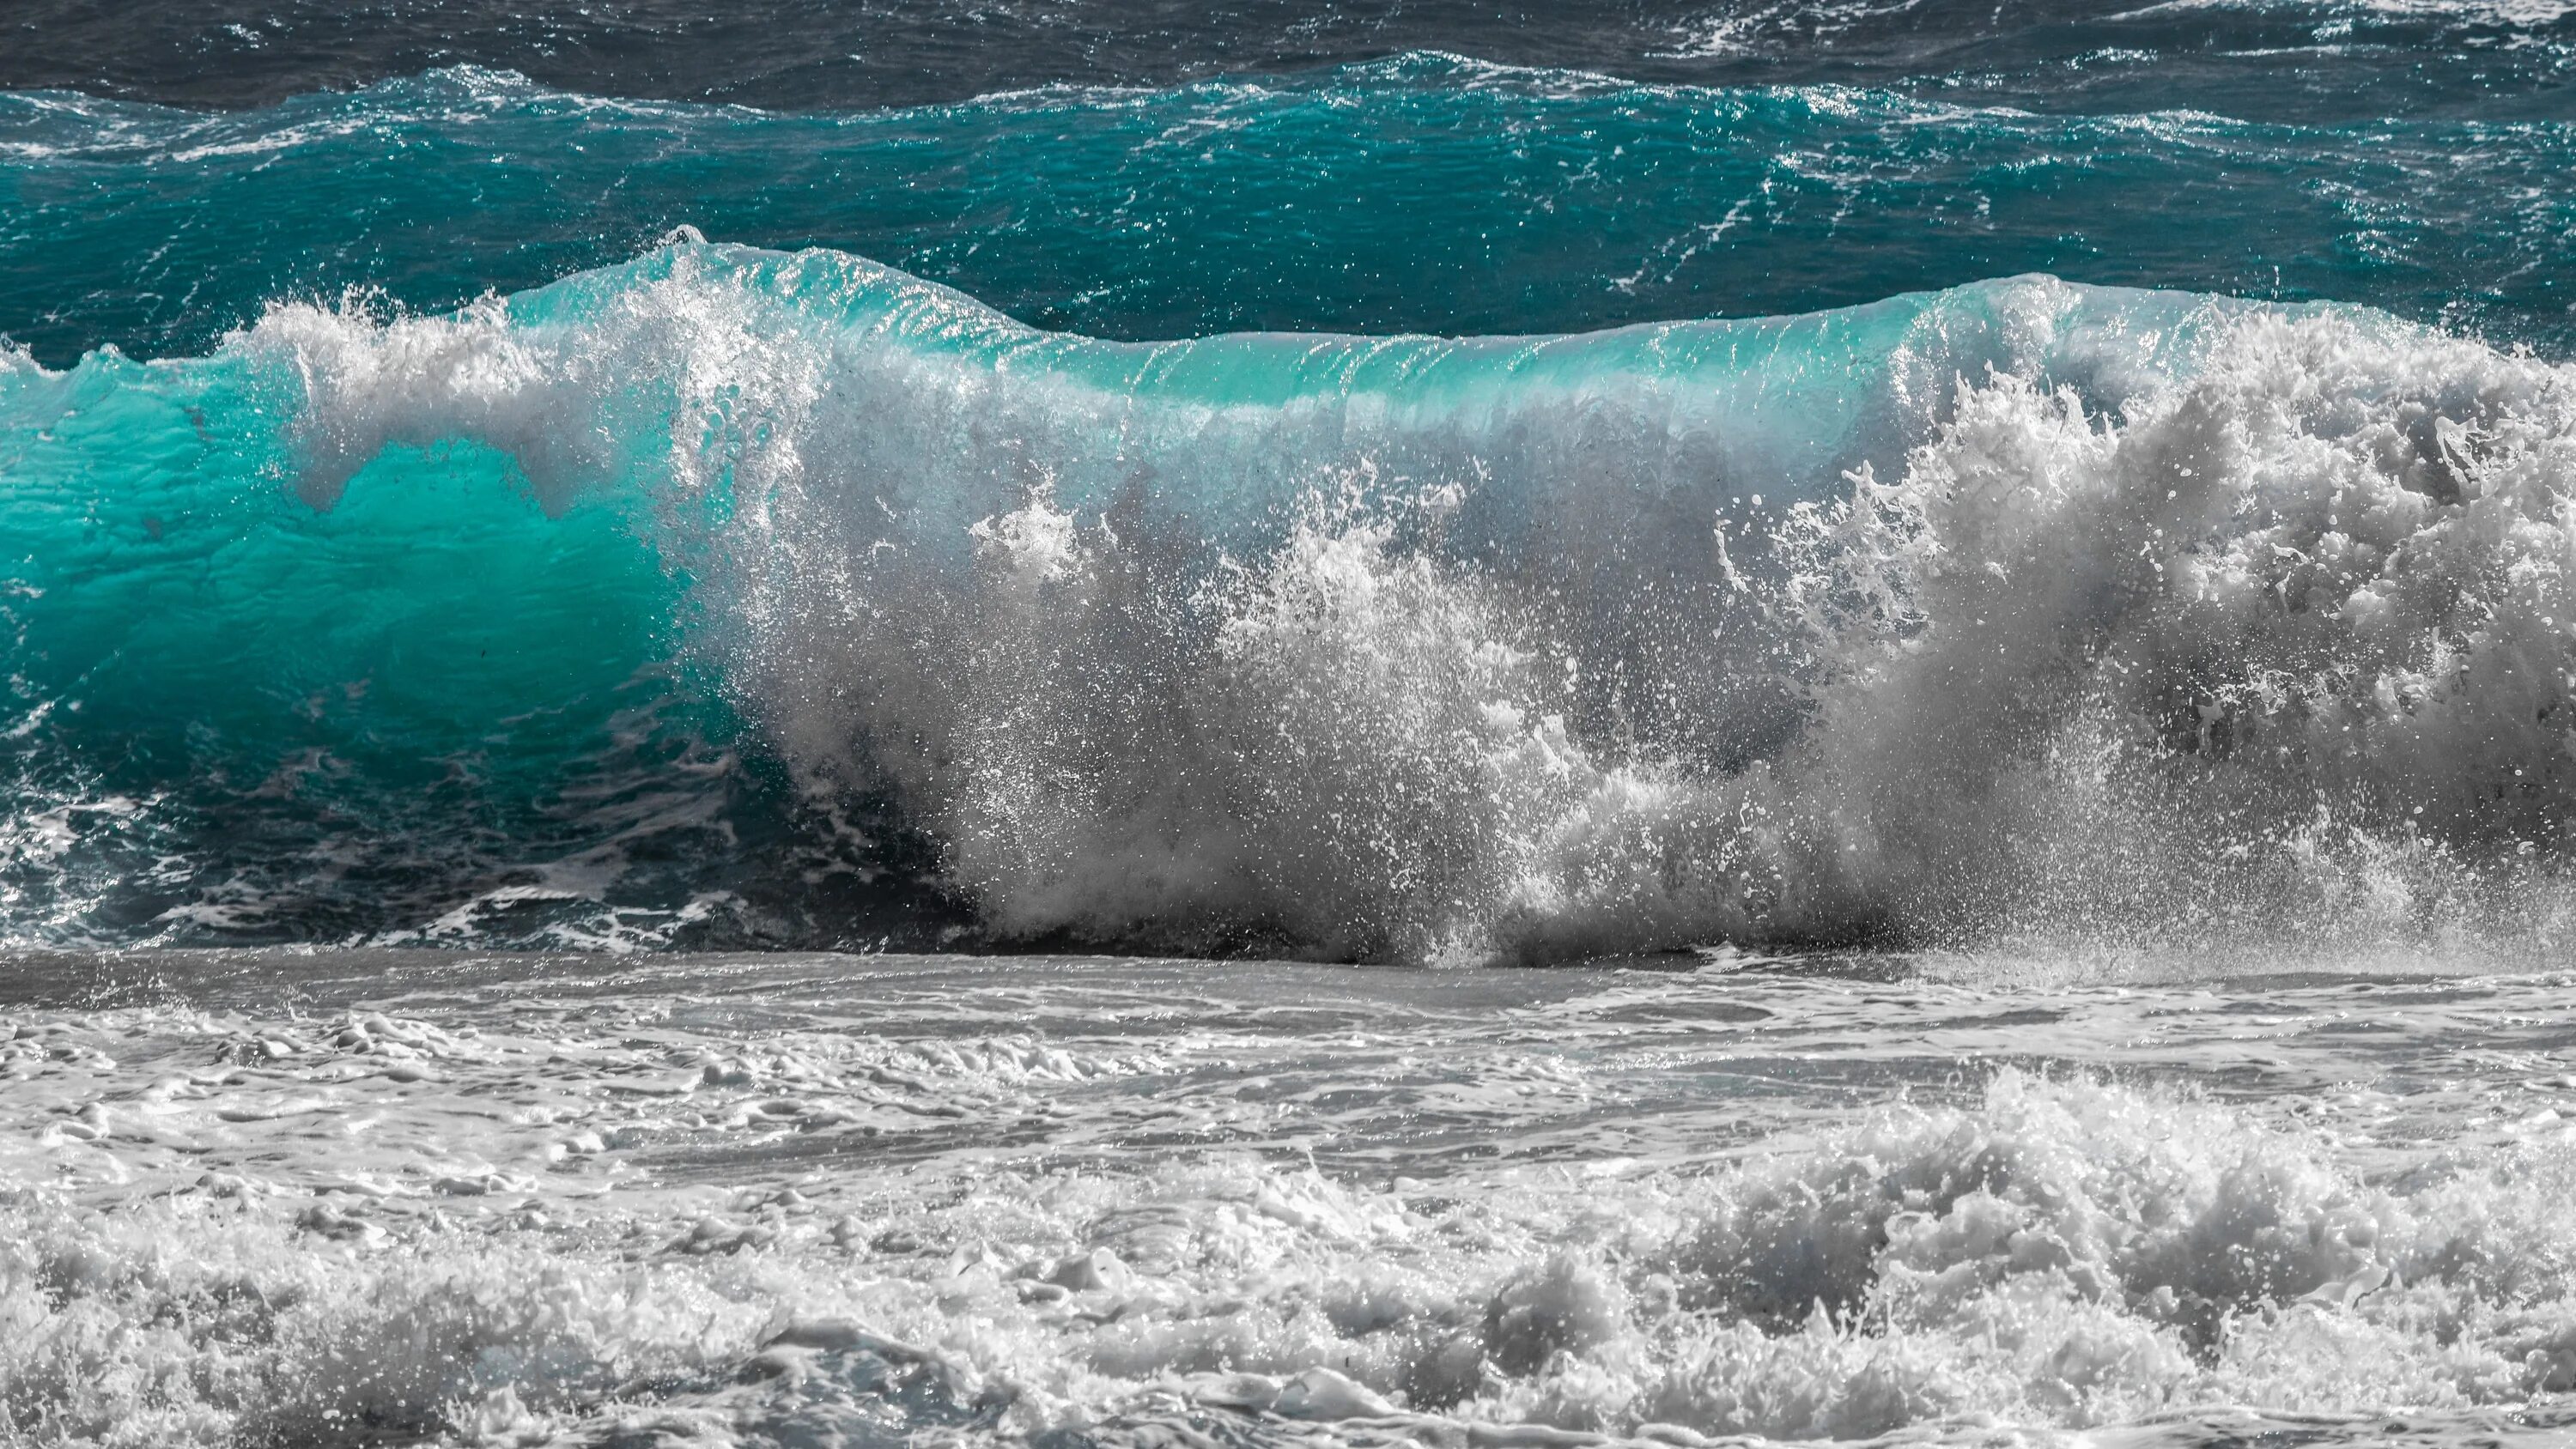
[9,243,2576,958]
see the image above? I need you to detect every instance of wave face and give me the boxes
[10,241,2576,960]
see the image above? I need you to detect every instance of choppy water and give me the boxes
[11,949,2576,1447]
[12,2,2576,1444]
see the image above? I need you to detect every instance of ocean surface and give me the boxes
[9,2,2576,1445]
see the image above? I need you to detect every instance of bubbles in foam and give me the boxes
[10,1057,2576,1446]
[42,241,2576,959]
[1760,307,2576,951]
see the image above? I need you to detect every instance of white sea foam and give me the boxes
[9,964,2576,1449]
[230,245,2576,961]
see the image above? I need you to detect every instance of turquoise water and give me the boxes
[3,237,2570,959]
[8,39,2576,956]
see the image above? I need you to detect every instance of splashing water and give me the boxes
[8,951,2576,1447]
[9,244,2576,960]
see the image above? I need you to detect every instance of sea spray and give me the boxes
[8,245,2576,958]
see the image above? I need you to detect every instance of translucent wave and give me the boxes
[9,244,2576,958]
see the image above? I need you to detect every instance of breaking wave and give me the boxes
[9,241,2576,961]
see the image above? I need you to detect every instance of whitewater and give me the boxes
[9,244,2576,962]
[12,950,2576,1447]
[12,3,2576,1445]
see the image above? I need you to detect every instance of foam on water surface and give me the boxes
[6,950,2576,1447]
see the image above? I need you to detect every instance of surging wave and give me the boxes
[10,241,2576,960]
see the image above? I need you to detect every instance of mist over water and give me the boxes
[11,3,2576,1447]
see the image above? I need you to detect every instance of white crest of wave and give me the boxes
[242,244,2576,962]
